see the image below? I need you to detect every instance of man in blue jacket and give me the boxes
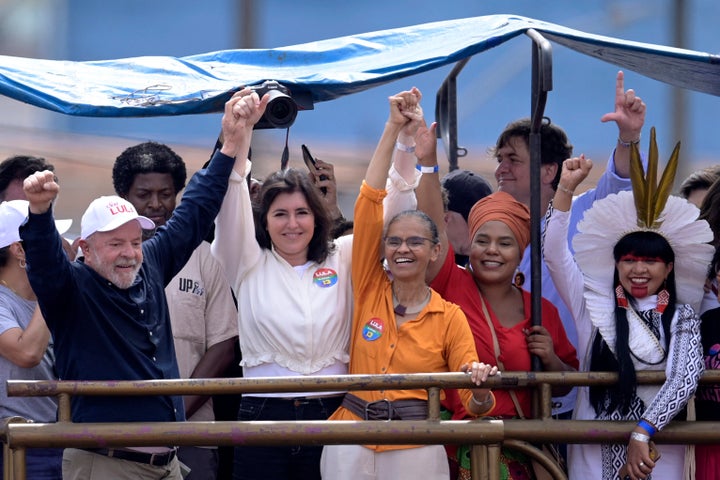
[19,89,264,480]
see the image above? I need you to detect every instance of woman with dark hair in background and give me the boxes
[695,175,720,479]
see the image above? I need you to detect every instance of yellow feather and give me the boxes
[652,141,681,227]
[645,127,659,227]
[628,127,681,229]
[629,142,647,227]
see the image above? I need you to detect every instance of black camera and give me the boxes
[250,80,298,129]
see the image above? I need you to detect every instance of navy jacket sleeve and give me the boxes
[143,150,235,285]
[19,208,74,318]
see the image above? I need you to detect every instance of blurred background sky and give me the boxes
[0,0,718,227]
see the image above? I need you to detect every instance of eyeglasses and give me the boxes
[384,236,434,249]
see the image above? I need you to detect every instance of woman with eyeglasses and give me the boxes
[320,88,498,480]
[412,121,578,480]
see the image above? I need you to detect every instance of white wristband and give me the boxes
[630,431,650,443]
[416,164,439,174]
[395,141,416,153]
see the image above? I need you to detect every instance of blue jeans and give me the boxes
[231,395,343,480]
[0,447,63,480]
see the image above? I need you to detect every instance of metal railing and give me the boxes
[4,370,720,480]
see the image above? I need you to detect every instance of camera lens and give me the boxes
[264,90,298,128]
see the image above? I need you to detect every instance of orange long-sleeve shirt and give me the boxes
[328,181,488,451]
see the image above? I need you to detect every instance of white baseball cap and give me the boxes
[0,200,73,249]
[80,195,155,240]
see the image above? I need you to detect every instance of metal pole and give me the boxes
[671,0,689,185]
[434,58,470,171]
[239,0,255,48]
[525,29,553,374]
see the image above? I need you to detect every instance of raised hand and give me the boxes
[310,157,343,219]
[414,121,438,163]
[559,154,593,193]
[387,87,421,129]
[553,155,593,212]
[600,71,646,145]
[220,88,270,160]
[398,86,424,141]
[23,170,58,214]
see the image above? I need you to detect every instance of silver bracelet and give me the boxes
[618,135,641,148]
[630,431,650,443]
[557,184,574,195]
[471,393,493,408]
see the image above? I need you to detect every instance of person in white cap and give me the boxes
[112,141,238,480]
[18,89,260,480]
[0,199,71,479]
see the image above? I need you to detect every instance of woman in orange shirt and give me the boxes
[320,87,498,480]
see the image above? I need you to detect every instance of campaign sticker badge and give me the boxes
[313,268,338,288]
[363,318,384,341]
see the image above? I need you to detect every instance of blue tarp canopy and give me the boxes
[0,14,718,117]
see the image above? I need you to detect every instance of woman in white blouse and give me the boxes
[211,88,417,480]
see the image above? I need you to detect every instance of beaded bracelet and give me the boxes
[630,431,650,443]
[395,141,416,153]
[637,419,657,436]
[618,134,641,148]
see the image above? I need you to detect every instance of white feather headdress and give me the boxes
[573,128,714,333]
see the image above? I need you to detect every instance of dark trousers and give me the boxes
[231,395,343,480]
[0,447,63,480]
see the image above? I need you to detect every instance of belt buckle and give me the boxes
[149,452,162,466]
[149,449,174,466]
[365,398,393,421]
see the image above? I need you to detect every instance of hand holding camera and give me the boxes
[250,80,298,129]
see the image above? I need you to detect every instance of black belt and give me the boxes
[341,392,428,420]
[84,447,177,467]
[245,394,344,406]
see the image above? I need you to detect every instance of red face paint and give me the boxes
[616,254,671,300]
[618,254,664,264]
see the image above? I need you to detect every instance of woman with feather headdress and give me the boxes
[543,129,714,480]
